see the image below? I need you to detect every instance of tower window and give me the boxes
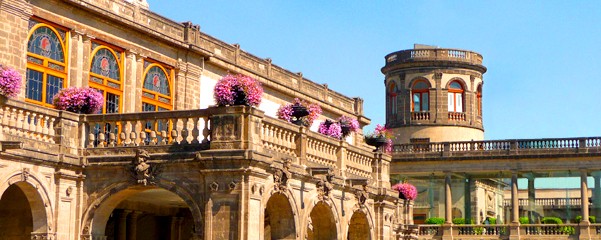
[387,81,398,116]
[477,84,482,116]
[412,80,430,112]
[447,81,464,112]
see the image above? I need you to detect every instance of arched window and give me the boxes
[25,20,68,106]
[477,84,482,116]
[447,81,464,112]
[387,81,398,116]
[142,62,173,112]
[412,80,430,112]
[89,43,123,113]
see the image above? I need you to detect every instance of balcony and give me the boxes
[0,98,380,181]
[411,111,430,121]
[382,48,487,73]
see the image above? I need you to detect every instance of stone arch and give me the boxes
[407,76,433,89]
[0,170,54,237]
[347,208,373,240]
[302,197,341,240]
[445,77,468,91]
[81,180,203,238]
[264,192,297,239]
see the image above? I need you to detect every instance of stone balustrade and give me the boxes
[411,111,430,121]
[393,137,601,154]
[502,197,588,208]
[384,48,484,66]
[0,100,380,181]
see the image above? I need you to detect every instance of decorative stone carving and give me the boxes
[228,181,237,191]
[273,159,292,192]
[22,168,30,181]
[355,184,369,206]
[66,186,73,197]
[209,182,219,192]
[128,149,160,185]
[316,169,334,200]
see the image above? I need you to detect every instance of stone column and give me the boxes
[509,172,520,240]
[445,173,452,223]
[123,50,139,113]
[116,210,131,240]
[170,217,183,240]
[580,169,591,239]
[525,173,535,223]
[127,211,141,240]
[464,177,471,224]
[592,171,601,219]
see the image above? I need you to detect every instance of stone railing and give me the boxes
[414,223,587,239]
[502,198,588,208]
[0,99,59,144]
[411,111,430,121]
[384,48,484,66]
[448,112,466,121]
[393,137,601,154]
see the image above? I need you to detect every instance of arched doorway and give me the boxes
[348,211,371,240]
[0,182,49,239]
[307,202,337,240]
[87,185,201,240]
[264,193,296,239]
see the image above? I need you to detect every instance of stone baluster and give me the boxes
[133,120,142,146]
[108,132,116,147]
[2,106,10,133]
[22,111,30,138]
[98,132,106,147]
[202,116,210,144]
[15,109,23,136]
[149,130,157,145]
[191,117,200,144]
[180,119,189,144]
[9,108,16,134]
[139,131,147,146]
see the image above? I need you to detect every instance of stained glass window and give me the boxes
[26,22,67,107]
[89,45,123,114]
[143,66,170,96]
[142,63,172,111]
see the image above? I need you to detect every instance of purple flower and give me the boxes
[392,182,418,200]
[53,87,104,114]
[277,98,322,126]
[318,120,343,139]
[213,74,263,107]
[0,66,22,98]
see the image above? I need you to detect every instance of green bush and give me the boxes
[453,218,466,225]
[519,217,530,224]
[425,217,445,225]
[541,217,563,224]
[488,217,497,224]
[575,215,597,223]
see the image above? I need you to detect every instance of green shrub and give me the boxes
[519,217,530,224]
[541,217,563,224]
[453,218,465,225]
[488,217,497,224]
[425,217,445,225]
[575,215,596,223]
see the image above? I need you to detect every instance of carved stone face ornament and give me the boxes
[129,149,160,185]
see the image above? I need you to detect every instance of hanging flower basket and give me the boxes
[364,124,393,153]
[337,115,360,138]
[277,98,322,126]
[53,87,104,114]
[318,120,342,139]
[0,65,22,98]
[213,74,263,107]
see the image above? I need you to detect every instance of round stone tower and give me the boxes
[381,44,487,144]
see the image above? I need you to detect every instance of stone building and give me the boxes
[0,0,412,239]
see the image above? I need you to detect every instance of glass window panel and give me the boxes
[423,93,429,111]
[413,93,420,112]
[388,82,396,93]
[448,93,454,112]
[106,92,120,114]
[450,82,462,90]
[144,66,170,96]
[91,48,120,80]
[413,81,429,90]
[46,75,63,104]
[26,69,43,102]
[27,56,43,65]
[143,92,155,99]
[27,26,65,62]
[456,94,463,112]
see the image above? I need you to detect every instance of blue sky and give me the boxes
[147,0,601,140]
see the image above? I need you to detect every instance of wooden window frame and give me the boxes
[89,42,124,114]
[411,80,430,112]
[447,80,465,113]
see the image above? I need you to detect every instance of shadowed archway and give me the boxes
[264,193,296,239]
[0,182,49,239]
[307,202,337,240]
[348,211,371,240]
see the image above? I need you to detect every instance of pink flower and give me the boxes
[318,120,343,139]
[53,87,104,114]
[0,66,22,98]
[392,182,418,200]
[213,74,263,107]
[277,98,322,126]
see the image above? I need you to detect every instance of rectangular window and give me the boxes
[423,93,429,111]
[456,94,463,112]
[26,69,43,102]
[106,93,120,114]
[413,93,420,112]
[46,75,64,104]
[448,93,454,112]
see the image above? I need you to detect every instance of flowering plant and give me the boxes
[213,74,263,107]
[337,115,360,138]
[0,65,22,98]
[53,87,104,114]
[318,120,342,139]
[392,182,418,200]
[364,124,393,153]
[277,98,322,126]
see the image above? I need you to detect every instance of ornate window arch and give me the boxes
[89,43,123,113]
[387,81,398,116]
[411,80,430,112]
[25,20,68,106]
[477,84,483,116]
[447,80,464,112]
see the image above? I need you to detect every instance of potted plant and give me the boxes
[0,65,22,99]
[213,74,263,107]
[337,115,360,138]
[53,87,104,114]
[277,98,322,126]
[318,120,342,139]
[364,124,393,152]
[392,182,418,200]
